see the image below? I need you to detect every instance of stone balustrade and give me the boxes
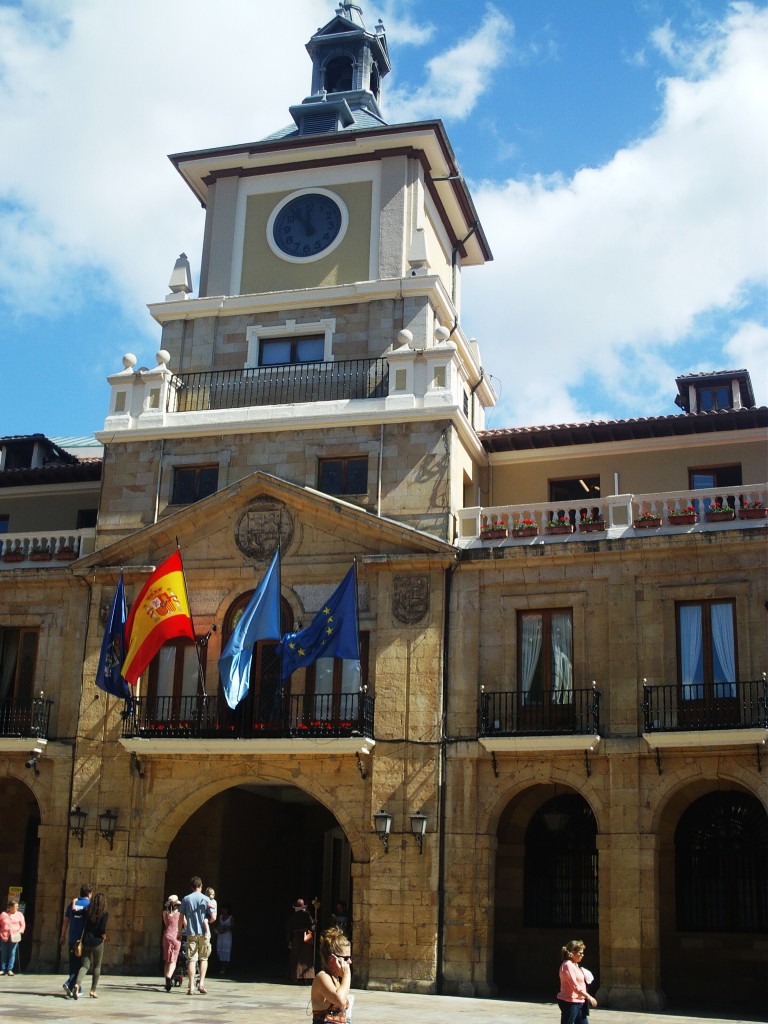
[456,484,768,544]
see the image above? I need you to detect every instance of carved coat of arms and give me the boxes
[235,498,294,560]
[392,574,429,624]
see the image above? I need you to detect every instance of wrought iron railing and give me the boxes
[642,679,767,732]
[121,690,375,740]
[167,358,389,413]
[0,698,52,738]
[478,686,601,737]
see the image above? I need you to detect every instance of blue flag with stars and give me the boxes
[219,549,282,709]
[95,573,131,699]
[279,564,359,682]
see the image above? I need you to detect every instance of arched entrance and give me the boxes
[0,777,40,970]
[659,787,767,1013]
[494,785,598,999]
[164,782,352,979]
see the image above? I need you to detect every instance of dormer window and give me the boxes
[697,385,732,412]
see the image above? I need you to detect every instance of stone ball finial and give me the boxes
[156,350,171,367]
[398,329,414,348]
[434,325,450,343]
[122,353,138,370]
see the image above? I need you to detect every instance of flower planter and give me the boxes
[705,510,735,523]
[578,521,605,533]
[738,508,767,520]
[634,518,661,529]
[54,550,77,561]
[511,527,538,538]
[481,529,508,540]
[545,524,573,535]
[668,513,697,526]
[29,551,52,561]
[2,552,24,562]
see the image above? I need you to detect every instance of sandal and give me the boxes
[198,987,207,994]
[90,992,98,998]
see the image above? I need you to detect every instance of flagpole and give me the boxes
[176,541,207,698]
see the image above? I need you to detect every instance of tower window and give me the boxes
[171,466,219,505]
[259,335,325,366]
[318,456,368,496]
[325,56,354,93]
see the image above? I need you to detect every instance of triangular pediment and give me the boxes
[80,471,453,573]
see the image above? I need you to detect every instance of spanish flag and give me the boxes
[122,550,195,685]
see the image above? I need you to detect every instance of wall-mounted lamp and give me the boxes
[25,746,42,775]
[130,751,145,779]
[373,809,392,853]
[69,806,87,847]
[99,809,118,850]
[410,810,427,854]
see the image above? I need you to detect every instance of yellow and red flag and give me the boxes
[122,550,195,685]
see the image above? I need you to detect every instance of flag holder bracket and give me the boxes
[130,751,145,779]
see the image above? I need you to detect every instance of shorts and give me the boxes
[185,934,211,962]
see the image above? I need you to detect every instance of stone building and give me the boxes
[0,3,765,1014]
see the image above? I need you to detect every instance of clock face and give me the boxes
[271,192,344,260]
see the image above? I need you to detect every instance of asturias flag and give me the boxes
[122,550,195,685]
[279,564,359,681]
[95,573,131,699]
[218,548,282,709]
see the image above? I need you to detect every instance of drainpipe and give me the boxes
[436,563,455,993]
[153,439,165,524]
[377,424,384,517]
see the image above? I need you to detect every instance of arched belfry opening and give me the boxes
[165,783,353,980]
[325,55,355,94]
[494,786,599,999]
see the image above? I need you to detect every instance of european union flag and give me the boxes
[279,564,359,682]
[219,549,282,709]
[95,574,131,699]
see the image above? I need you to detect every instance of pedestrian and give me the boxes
[215,903,233,974]
[178,876,211,995]
[161,894,182,992]
[73,892,108,999]
[330,901,350,936]
[59,883,92,998]
[310,926,353,1023]
[557,939,597,1024]
[286,897,315,983]
[0,898,25,975]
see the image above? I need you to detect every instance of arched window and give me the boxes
[675,791,768,932]
[325,55,354,93]
[524,794,598,928]
[220,594,294,727]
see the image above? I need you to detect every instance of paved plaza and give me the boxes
[0,975,761,1024]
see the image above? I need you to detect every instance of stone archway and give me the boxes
[493,783,598,1000]
[163,781,353,980]
[0,776,41,970]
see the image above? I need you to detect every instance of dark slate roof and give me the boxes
[262,105,388,141]
[479,407,768,453]
[0,461,102,487]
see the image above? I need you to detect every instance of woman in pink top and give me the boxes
[161,895,182,992]
[556,939,597,1024]
[0,899,26,976]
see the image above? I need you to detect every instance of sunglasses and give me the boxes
[334,954,352,962]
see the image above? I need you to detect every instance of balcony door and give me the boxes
[517,610,574,732]
[676,600,738,728]
[304,635,368,732]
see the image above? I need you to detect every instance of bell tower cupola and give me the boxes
[289,2,391,135]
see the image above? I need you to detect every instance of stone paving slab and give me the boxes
[0,975,761,1024]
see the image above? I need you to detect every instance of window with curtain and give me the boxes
[518,610,573,704]
[146,637,206,719]
[676,600,736,701]
[305,633,369,724]
[0,627,38,704]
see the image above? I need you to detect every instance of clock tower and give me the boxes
[101,1,496,543]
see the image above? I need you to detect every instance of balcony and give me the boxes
[456,484,768,547]
[167,358,390,413]
[642,678,768,750]
[478,685,601,753]
[0,698,53,742]
[0,529,96,569]
[119,690,375,755]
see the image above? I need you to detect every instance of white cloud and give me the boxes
[385,5,512,122]
[466,3,768,426]
[725,321,768,392]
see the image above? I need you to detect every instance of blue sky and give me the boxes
[0,0,765,436]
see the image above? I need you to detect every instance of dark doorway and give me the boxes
[0,778,40,971]
[165,784,352,980]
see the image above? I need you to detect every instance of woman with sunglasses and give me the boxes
[310,927,353,1023]
[557,939,597,1024]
